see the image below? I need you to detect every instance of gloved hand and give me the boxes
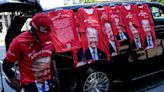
[10,77,21,92]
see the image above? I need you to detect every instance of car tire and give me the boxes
[76,67,112,92]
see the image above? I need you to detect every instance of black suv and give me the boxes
[1,0,164,92]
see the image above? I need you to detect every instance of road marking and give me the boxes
[132,69,164,81]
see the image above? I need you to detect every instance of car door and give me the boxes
[0,0,42,51]
[129,2,164,79]
[148,2,164,70]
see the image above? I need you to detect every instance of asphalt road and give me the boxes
[113,73,164,92]
[1,44,164,92]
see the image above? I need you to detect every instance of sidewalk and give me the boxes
[0,33,5,60]
[146,85,164,92]
[0,33,5,46]
[0,40,5,46]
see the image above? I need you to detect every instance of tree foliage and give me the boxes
[80,0,96,3]
[149,0,164,4]
[157,0,164,4]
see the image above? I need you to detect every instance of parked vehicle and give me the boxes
[1,0,164,92]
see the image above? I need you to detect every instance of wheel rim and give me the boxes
[83,71,110,92]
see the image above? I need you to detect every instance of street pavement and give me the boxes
[0,44,5,60]
[113,72,164,92]
[147,85,164,92]
[0,42,16,92]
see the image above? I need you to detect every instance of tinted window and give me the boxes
[149,5,164,26]
[150,6,164,18]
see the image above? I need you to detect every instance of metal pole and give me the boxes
[0,62,4,92]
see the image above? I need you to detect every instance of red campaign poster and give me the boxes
[110,5,128,42]
[74,7,109,67]
[120,4,145,50]
[134,4,156,50]
[48,10,81,53]
[95,6,120,57]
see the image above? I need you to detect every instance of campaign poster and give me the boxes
[110,5,128,42]
[120,4,144,50]
[134,4,156,50]
[95,6,120,57]
[75,8,109,67]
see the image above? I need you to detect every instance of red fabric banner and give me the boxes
[120,4,144,50]
[95,6,120,57]
[110,5,128,42]
[74,8,109,67]
[48,10,81,53]
[134,4,156,50]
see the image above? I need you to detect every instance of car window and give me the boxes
[148,4,164,26]
[0,11,26,34]
[0,12,12,36]
[21,18,32,32]
[150,6,164,20]
[150,6,164,18]
[0,11,17,55]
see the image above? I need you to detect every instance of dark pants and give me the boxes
[22,79,56,92]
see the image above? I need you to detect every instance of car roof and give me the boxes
[0,0,42,12]
[44,1,163,13]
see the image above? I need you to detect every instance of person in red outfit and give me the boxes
[3,13,59,92]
